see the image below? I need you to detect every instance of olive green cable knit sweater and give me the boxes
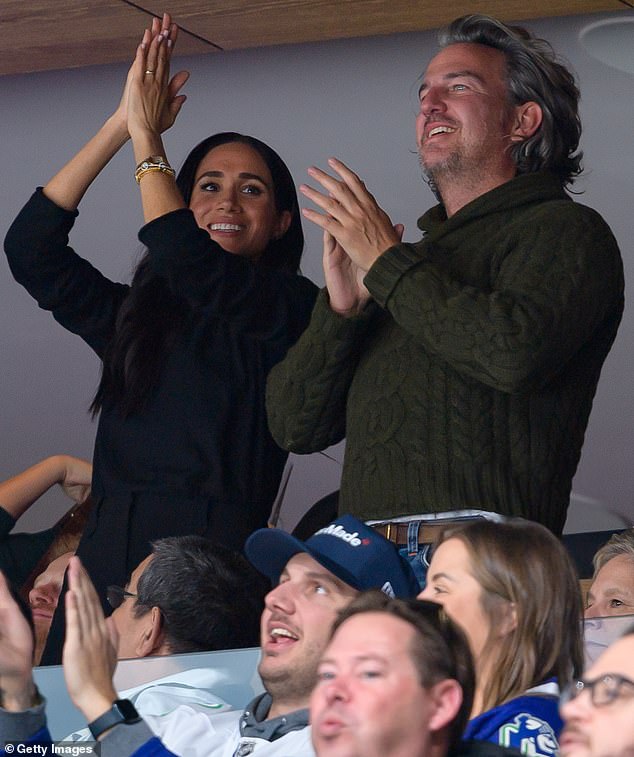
[266,173,624,534]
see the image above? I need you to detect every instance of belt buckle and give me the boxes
[385,522,396,543]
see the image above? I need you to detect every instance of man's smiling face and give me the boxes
[416,42,517,188]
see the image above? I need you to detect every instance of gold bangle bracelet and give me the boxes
[134,155,176,184]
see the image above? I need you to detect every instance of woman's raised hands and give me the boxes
[114,13,189,141]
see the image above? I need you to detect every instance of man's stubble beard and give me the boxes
[420,145,474,189]
[420,144,500,205]
[258,643,322,708]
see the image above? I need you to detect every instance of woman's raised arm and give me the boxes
[127,14,189,223]
[43,14,188,214]
[0,456,92,521]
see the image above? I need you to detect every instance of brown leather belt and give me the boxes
[371,520,449,547]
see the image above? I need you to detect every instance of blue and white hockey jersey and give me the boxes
[463,680,562,757]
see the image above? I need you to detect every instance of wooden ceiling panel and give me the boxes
[0,0,215,77]
[0,0,626,76]
[148,0,623,50]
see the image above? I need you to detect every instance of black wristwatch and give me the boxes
[88,699,141,739]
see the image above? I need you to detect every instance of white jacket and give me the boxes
[66,667,234,742]
[147,705,314,757]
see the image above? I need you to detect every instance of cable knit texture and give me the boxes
[266,173,624,533]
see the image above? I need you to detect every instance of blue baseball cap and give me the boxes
[245,514,419,599]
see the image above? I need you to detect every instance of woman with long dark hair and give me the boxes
[4,15,317,662]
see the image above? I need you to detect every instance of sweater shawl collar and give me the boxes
[418,172,569,242]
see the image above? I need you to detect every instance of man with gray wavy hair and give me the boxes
[267,14,624,548]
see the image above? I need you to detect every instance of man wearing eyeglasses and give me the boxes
[559,628,634,757]
[105,535,266,661]
[59,535,268,743]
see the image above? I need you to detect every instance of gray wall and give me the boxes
[1,11,632,534]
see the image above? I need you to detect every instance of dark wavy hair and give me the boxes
[91,132,304,417]
[133,535,269,653]
[439,14,583,188]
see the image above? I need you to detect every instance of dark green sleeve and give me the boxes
[266,288,377,453]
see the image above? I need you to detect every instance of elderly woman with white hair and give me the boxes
[585,529,634,618]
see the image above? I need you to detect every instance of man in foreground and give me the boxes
[0,515,418,756]
[559,628,634,757]
[311,591,521,757]
[312,591,471,757]
[267,14,624,535]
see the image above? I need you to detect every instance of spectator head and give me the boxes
[420,518,583,715]
[22,496,92,665]
[176,132,304,273]
[586,530,634,619]
[109,535,268,659]
[560,627,634,757]
[245,515,419,715]
[432,14,582,188]
[311,591,474,757]
[91,134,304,419]
[28,550,73,666]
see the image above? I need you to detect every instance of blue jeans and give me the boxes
[398,520,432,591]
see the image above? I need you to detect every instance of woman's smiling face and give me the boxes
[418,537,492,662]
[188,141,291,262]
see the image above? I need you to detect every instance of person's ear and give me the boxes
[274,210,292,240]
[427,679,463,732]
[509,101,542,142]
[497,601,518,638]
[136,606,165,658]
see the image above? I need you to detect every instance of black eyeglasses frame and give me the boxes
[106,584,138,610]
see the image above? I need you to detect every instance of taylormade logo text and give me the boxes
[315,524,363,546]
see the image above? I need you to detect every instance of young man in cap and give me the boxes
[0,515,418,757]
